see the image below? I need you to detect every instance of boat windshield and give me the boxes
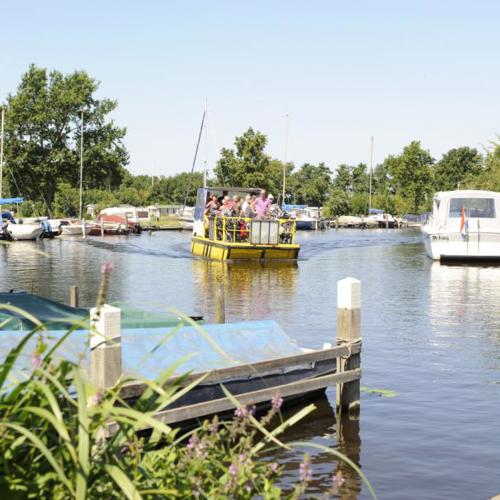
[449,198,496,218]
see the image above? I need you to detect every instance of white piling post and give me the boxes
[90,304,122,391]
[336,277,361,412]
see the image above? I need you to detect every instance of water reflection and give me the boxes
[191,259,298,323]
[429,262,500,336]
[268,395,362,499]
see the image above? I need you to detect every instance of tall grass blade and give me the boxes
[105,465,143,500]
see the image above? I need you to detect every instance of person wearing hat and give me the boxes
[268,194,283,218]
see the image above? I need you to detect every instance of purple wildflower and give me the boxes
[31,354,42,368]
[228,463,239,477]
[187,434,198,450]
[234,406,246,418]
[187,434,207,459]
[234,404,256,419]
[272,395,283,410]
[101,261,113,275]
[299,455,312,483]
[269,462,279,473]
[89,391,103,406]
[332,471,345,487]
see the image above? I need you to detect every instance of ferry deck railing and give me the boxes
[206,215,296,245]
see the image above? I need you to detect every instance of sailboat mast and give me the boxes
[203,98,208,189]
[369,136,374,213]
[282,113,289,207]
[79,110,84,220]
[0,106,5,199]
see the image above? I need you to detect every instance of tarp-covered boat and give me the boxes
[0,319,337,417]
[0,292,202,330]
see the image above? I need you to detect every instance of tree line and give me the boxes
[1,65,499,217]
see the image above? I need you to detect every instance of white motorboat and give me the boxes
[3,222,43,241]
[284,205,320,230]
[367,209,397,228]
[422,190,500,261]
[60,219,92,236]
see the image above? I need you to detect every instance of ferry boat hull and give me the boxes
[192,236,300,260]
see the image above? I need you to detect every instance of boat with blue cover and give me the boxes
[0,317,337,420]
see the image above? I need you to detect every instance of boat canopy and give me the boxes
[0,197,24,205]
[283,204,307,211]
[369,208,384,214]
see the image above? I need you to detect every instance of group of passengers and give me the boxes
[203,189,293,244]
[204,189,282,219]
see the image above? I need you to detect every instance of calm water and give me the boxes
[1,229,499,499]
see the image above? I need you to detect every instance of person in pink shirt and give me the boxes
[252,189,271,218]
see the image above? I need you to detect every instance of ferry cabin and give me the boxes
[191,187,300,260]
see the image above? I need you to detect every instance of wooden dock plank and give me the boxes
[153,368,361,425]
[120,344,361,400]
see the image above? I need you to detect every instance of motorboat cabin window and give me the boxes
[449,198,496,218]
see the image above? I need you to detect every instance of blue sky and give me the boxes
[1,0,499,177]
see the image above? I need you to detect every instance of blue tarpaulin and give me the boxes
[0,320,303,380]
[0,198,23,205]
[368,208,384,214]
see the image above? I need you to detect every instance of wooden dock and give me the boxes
[89,277,363,428]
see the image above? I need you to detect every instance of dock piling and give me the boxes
[336,277,361,412]
[90,304,122,391]
[70,285,79,308]
[215,283,225,324]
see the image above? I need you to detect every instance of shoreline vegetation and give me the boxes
[0,65,499,221]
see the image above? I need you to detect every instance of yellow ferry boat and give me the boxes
[191,187,300,260]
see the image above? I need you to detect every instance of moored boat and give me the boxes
[191,187,300,260]
[2,222,43,241]
[367,208,397,228]
[283,204,319,230]
[422,190,500,261]
[60,219,92,236]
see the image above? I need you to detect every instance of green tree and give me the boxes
[351,163,369,194]
[472,140,500,191]
[332,164,351,192]
[150,172,203,205]
[434,147,483,191]
[390,141,434,213]
[214,128,276,190]
[325,188,351,216]
[4,65,128,212]
[288,162,332,206]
